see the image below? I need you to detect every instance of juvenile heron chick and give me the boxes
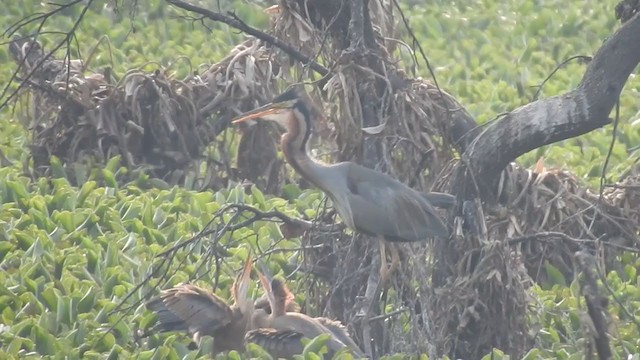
[247,271,364,358]
[145,256,254,356]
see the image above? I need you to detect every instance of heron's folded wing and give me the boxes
[146,296,189,333]
[422,191,456,209]
[344,163,449,241]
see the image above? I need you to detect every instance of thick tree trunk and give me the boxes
[438,11,640,359]
[460,13,640,198]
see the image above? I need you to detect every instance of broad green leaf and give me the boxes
[50,156,66,179]
[302,334,330,357]
[6,338,22,355]
[2,304,16,325]
[78,181,98,205]
[55,294,67,329]
[73,162,89,185]
[6,180,28,202]
[251,185,266,208]
[0,241,16,261]
[102,169,117,189]
[135,349,157,360]
[54,211,76,233]
[39,287,58,312]
[147,178,171,190]
[227,350,242,360]
[105,156,122,174]
[246,343,274,359]
[544,262,567,287]
[32,324,57,355]
[106,344,123,360]
[94,332,116,352]
[78,287,96,314]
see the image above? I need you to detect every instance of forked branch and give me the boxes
[462,13,640,197]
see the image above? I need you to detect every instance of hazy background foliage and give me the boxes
[0,0,639,359]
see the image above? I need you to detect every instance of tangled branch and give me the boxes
[165,0,329,76]
[575,251,612,360]
[106,203,345,339]
[0,0,94,112]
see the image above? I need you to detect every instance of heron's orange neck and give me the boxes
[281,113,332,193]
[270,280,291,317]
[271,297,287,317]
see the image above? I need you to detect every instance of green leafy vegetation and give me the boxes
[0,0,639,359]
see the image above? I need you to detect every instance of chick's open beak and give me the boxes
[256,263,276,306]
[236,255,253,301]
[232,103,282,125]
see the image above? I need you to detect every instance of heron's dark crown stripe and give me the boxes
[272,87,299,103]
[295,101,312,152]
[280,96,327,193]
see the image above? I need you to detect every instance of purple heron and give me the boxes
[232,87,455,285]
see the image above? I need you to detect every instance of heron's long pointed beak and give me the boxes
[263,4,281,14]
[257,259,273,281]
[256,266,277,308]
[235,254,253,302]
[257,271,271,292]
[232,102,282,125]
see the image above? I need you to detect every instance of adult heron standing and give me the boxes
[232,86,455,285]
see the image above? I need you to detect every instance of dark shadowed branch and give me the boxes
[575,251,612,360]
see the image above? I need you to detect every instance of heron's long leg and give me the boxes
[378,238,388,287]
[379,239,400,288]
[388,243,399,285]
[359,236,388,358]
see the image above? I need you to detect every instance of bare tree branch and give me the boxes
[165,0,329,76]
[507,231,640,253]
[462,13,640,197]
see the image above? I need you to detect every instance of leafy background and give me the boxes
[0,0,639,359]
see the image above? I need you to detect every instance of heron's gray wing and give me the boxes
[147,284,233,336]
[246,328,305,358]
[422,192,456,209]
[343,163,450,242]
